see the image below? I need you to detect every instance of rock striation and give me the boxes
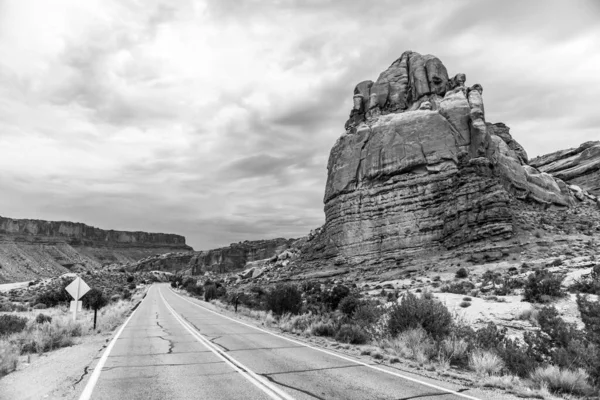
[0,215,192,283]
[131,238,296,275]
[530,141,600,197]
[306,50,581,267]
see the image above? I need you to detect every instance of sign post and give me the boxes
[65,276,90,321]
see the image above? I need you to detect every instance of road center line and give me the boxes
[167,286,483,400]
[158,288,295,400]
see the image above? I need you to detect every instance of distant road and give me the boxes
[79,284,483,400]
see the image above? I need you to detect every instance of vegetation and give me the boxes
[266,284,302,315]
[523,270,565,303]
[0,315,28,336]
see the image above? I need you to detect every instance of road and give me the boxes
[79,284,483,400]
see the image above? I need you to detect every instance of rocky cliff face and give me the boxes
[530,141,600,197]
[130,238,295,275]
[305,50,586,267]
[0,215,192,283]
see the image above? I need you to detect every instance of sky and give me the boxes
[0,0,599,250]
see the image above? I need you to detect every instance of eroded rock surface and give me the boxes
[531,141,600,197]
[307,51,579,267]
[0,216,192,283]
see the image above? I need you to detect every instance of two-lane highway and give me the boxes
[79,284,483,400]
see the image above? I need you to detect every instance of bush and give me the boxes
[530,365,594,396]
[523,270,565,303]
[334,324,369,344]
[35,314,52,324]
[441,281,475,295]
[0,341,18,376]
[126,276,134,283]
[204,284,218,302]
[387,292,453,340]
[121,289,132,300]
[469,350,504,376]
[309,321,337,337]
[128,283,136,290]
[352,301,383,327]
[83,288,108,310]
[32,303,47,309]
[459,301,471,308]
[0,315,28,336]
[266,284,302,316]
[455,268,469,279]
[338,294,361,316]
[34,277,75,307]
[386,327,435,364]
[323,285,351,310]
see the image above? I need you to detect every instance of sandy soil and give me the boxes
[0,333,111,400]
[0,281,31,293]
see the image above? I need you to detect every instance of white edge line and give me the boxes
[78,287,149,400]
[158,288,293,400]
[167,286,483,400]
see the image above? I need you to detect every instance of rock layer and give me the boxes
[131,238,295,275]
[530,141,600,197]
[0,215,192,283]
[309,51,577,266]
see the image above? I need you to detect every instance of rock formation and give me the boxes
[131,238,296,276]
[0,215,192,283]
[305,50,585,267]
[531,141,600,197]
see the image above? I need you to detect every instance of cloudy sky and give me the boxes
[0,0,598,250]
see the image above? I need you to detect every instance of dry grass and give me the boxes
[530,365,595,396]
[0,340,19,376]
[382,327,435,364]
[469,350,504,376]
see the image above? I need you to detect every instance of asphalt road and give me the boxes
[81,284,484,400]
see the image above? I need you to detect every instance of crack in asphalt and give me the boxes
[261,374,327,400]
[264,364,361,377]
[156,335,174,354]
[101,361,224,371]
[72,366,89,388]
[394,388,470,400]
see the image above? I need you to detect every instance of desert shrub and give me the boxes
[21,318,87,354]
[441,281,475,295]
[83,288,108,310]
[121,289,132,300]
[34,277,75,307]
[0,340,18,376]
[266,284,302,316]
[0,315,28,336]
[322,285,351,310]
[455,268,469,279]
[35,314,52,324]
[459,301,471,308]
[530,365,595,396]
[570,265,600,295]
[32,303,47,309]
[549,258,563,267]
[204,284,218,301]
[338,294,361,316]
[309,320,337,337]
[170,281,177,288]
[126,276,134,283]
[334,324,369,344]
[128,283,136,290]
[387,292,453,340]
[183,279,203,297]
[439,334,470,366]
[469,350,504,376]
[523,270,565,303]
[352,301,383,327]
[386,327,435,364]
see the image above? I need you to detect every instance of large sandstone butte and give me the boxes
[531,141,600,197]
[0,215,192,283]
[305,50,596,267]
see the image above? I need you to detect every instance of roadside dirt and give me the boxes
[0,333,111,400]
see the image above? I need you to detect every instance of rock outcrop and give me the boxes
[306,50,580,267]
[530,141,600,197]
[0,215,192,283]
[131,238,296,275]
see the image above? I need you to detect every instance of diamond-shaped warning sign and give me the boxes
[65,277,90,300]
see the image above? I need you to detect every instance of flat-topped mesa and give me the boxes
[311,51,586,267]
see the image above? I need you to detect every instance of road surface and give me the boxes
[80,284,484,400]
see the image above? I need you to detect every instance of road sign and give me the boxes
[65,276,90,320]
[70,300,82,312]
[66,277,90,300]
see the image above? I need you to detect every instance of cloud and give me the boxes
[0,0,598,250]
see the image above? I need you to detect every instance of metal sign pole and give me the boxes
[73,278,80,321]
